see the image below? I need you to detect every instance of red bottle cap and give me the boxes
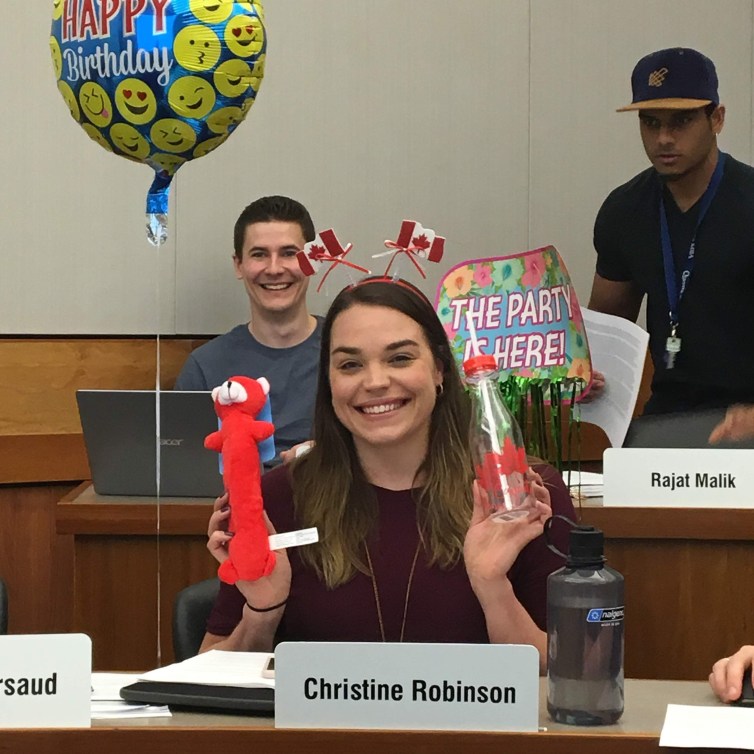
[463,354,497,377]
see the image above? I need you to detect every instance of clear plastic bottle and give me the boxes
[463,354,535,520]
[547,525,624,725]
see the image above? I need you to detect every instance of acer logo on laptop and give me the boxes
[160,438,184,446]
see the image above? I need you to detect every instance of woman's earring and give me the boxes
[436,383,444,397]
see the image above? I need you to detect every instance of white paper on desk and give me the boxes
[562,471,603,498]
[91,672,171,719]
[91,701,171,719]
[138,649,275,689]
[579,309,649,449]
[92,672,140,701]
[660,703,754,749]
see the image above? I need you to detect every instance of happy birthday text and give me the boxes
[63,39,173,86]
[61,0,172,43]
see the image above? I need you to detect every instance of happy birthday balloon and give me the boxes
[50,0,266,245]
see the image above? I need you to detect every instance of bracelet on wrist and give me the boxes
[245,598,287,613]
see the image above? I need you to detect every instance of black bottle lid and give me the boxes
[566,525,606,568]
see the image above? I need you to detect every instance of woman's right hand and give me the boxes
[237,510,292,611]
[206,493,292,611]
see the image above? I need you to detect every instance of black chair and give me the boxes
[172,578,220,661]
[0,579,7,634]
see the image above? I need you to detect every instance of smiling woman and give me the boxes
[328,304,442,469]
[200,277,576,670]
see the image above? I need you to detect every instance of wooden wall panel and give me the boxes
[609,539,754,680]
[0,435,89,485]
[0,484,76,635]
[0,337,207,483]
[579,505,754,680]
[0,338,202,435]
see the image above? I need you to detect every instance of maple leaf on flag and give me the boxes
[308,244,326,259]
[412,233,430,250]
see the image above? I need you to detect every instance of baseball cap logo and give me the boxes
[648,67,668,87]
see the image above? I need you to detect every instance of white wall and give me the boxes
[2,0,752,335]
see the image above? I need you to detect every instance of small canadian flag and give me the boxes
[297,229,347,276]
[394,220,445,263]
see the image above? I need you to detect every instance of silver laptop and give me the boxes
[76,390,223,497]
[623,407,754,449]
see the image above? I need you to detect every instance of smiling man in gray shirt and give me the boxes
[175,196,322,465]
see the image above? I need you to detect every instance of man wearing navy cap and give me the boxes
[588,48,754,415]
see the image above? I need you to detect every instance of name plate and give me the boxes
[0,634,91,728]
[275,641,538,731]
[603,448,754,507]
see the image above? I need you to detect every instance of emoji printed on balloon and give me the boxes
[214,59,252,97]
[173,25,222,72]
[189,0,234,25]
[111,123,151,161]
[115,78,158,125]
[57,80,80,120]
[79,81,113,129]
[224,14,265,57]
[50,37,63,80]
[168,76,217,119]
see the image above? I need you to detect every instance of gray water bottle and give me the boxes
[546,523,624,725]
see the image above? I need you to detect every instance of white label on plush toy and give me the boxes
[269,527,319,550]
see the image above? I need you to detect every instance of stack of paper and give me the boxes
[138,650,275,688]
[578,308,650,449]
[91,673,171,719]
[562,471,604,499]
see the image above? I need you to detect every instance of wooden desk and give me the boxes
[57,485,754,681]
[579,503,754,682]
[56,483,216,671]
[0,679,728,753]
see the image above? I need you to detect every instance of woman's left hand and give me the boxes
[463,468,552,585]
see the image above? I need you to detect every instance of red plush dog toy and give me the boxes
[205,376,275,584]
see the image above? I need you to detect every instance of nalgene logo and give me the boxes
[586,607,624,624]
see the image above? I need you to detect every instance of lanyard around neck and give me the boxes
[659,152,726,328]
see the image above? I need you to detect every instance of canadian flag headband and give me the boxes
[297,220,445,290]
[296,229,370,293]
[374,220,445,279]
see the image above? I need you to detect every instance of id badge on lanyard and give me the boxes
[659,152,726,369]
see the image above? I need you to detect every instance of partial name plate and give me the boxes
[0,633,91,728]
[603,448,754,508]
[275,641,538,731]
